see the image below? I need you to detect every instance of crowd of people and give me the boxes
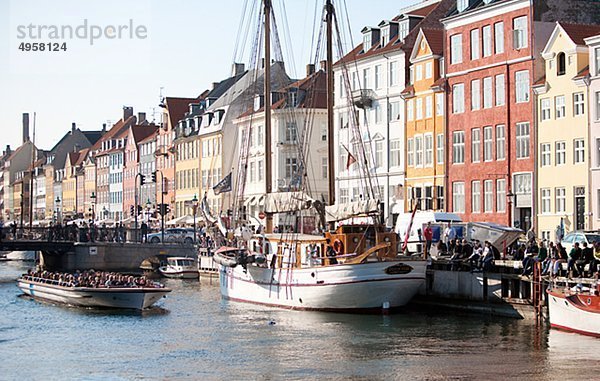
[437,238,498,272]
[518,239,600,279]
[22,269,164,288]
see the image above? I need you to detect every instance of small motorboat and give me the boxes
[548,282,600,337]
[17,275,171,310]
[158,257,198,279]
[5,251,37,261]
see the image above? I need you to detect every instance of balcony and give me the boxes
[154,145,170,157]
[351,89,376,109]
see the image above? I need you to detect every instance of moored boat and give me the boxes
[17,275,171,310]
[547,283,600,337]
[158,257,198,279]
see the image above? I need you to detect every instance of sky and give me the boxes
[0,0,417,152]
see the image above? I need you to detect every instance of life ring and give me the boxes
[333,239,345,255]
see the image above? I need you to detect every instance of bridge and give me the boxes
[0,240,75,254]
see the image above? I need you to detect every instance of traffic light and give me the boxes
[140,174,146,185]
[165,204,171,214]
[151,171,157,183]
[137,205,142,214]
[130,205,134,216]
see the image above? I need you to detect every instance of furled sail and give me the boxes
[263,191,315,213]
[325,199,380,223]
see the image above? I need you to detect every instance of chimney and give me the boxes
[22,113,30,143]
[212,82,220,90]
[5,145,11,155]
[319,60,327,71]
[306,64,315,76]
[138,112,146,123]
[232,63,245,76]
[123,106,134,121]
[71,122,76,134]
[102,123,107,134]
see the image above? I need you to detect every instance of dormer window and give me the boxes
[557,52,566,76]
[288,90,298,107]
[398,21,409,41]
[457,0,469,13]
[381,27,389,46]
[363,33,372,51]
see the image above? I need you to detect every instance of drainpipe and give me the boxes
[584,74,592,230]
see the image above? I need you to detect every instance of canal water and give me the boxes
[1,261,599,381]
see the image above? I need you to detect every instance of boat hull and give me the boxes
[158,267,198,279]
[219,260,426,312]
[18,278,171,310]
[548,290,600,337]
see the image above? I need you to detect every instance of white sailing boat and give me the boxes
[212,0,426,312]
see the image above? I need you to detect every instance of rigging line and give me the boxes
[232,0,251,64]
[275,0,296,79]
[307,0,320,62]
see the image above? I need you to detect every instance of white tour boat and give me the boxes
[17,276,171,310]
[158,257,198,279]
[548,282,600,337]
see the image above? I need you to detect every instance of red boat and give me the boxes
[548,283,600,338]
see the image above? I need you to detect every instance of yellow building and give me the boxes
[174,132,200,218]
[402,29,446,212]
[533,23,597,240]
[62,152,79,219]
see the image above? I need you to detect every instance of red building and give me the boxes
[442,0,600,230]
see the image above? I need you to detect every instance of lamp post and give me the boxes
[192,194,198,244]
[146,198,151,223]
[55,196,61,224]
[19,192,24,236]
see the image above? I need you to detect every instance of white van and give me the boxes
[394,211,462,254]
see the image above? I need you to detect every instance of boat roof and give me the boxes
[256,233,326,243]
[167,256,195,261]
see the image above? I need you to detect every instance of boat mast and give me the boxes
[29,112,36,230]
[264,0,273,234]
[326,0,335,231]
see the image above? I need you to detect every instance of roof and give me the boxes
[421,28,444,56]
[81,131,104,145]
[560,23,600,46]
[164,97,200,129]
[131,125,158,145]
[334,0,446,67]
[67,151,81,167]
[532,76,546,87]
[75,148,89,166]
[139,129,158,144]
[573,66,590,80]
[91,115,136,152]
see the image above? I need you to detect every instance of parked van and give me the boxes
[394,211,462,254]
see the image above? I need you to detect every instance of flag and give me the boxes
[343,145,357,170]
[401,200,420,254]
[213,172,232,195]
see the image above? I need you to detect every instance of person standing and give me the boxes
[141,221,148,243]
[443,222,455,248]
[423,222,433,257]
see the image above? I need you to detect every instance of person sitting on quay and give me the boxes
[541,241,555,275]
[466,241,482,272]
[551,243,569,277]
[578,242,594,278]
[479,241,495,272]
[522,240,539,276]
[567,242,582,278]
[450,239,472,271]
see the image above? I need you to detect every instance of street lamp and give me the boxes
[55,196,61,224]
[506,190,515,227]
[192,194,198,244]
[146,198,152,222]
[90,192,96,221]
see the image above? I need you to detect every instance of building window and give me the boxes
[540,143,551,167]
[375,140,384,168]
[425,96,433,118]
[494,22,504,54]
[416,98,423,120]
[471,128,481,163]
[574,139,585,164]
[457,0,468,13]
[482,25,492,57]
[436,185,444,210]
[516,122,530,159]
[595,47,600,76]
[436,133,444,165]
[472,181,481,213]
[556,187,566,213]
[574,92,585,116]
[555,95,566,119]
[515,70,529,103]
[557,52,566,76]
[452,182,465,213]
[425,134,433,167]
[483,126,493,161]
[471,79,481,110]
[339,188,349,204]
[453,131,465,164]
[424,186,434,210]
[374,65,381,89]
[596,92,600,121]
[285,157,298,178]
[374,102,382,124]
[436,93,444,116]
[541,188,551,214]
[495,74,505,106]
[450,34,463,65]
[496,179,506,212]
[496,124,505,160]
[541,98,551,121]
[363,68,371,89]
[390,139,401,167]
[425,62,432,79]
[285,122,298,142]
[556,141,566,165]
[407,138,414,167]
[470,29,480,60]
[363,33,371,51]
[453,83,465,113]
[484,180,493,212]
[513,16,528,49]
[389,101,400,121]
[483,77,492,109]
[415,135,423,167]
[389,61,398,86]
[415,64,422,81]
[407,99,414,121]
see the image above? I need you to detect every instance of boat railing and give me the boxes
[22,275,74,288]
